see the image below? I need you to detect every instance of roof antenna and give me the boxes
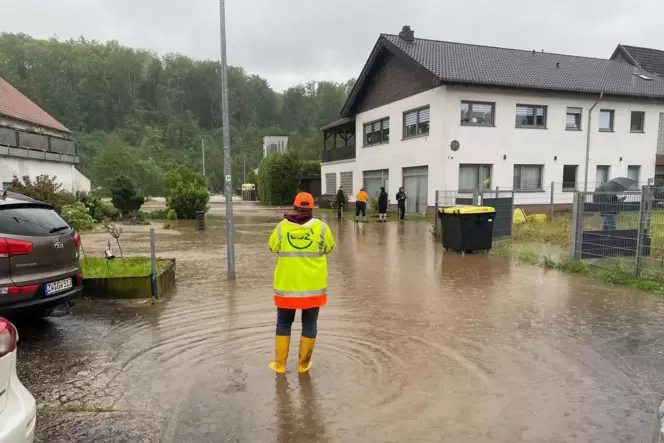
[532,50,535,56]
[541,49,544,53]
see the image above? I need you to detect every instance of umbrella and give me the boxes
[594,177,638,193]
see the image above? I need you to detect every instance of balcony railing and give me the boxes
[0,126,78,164]
[322,144,356,163]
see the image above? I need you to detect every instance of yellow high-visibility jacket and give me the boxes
[268,218,335,309]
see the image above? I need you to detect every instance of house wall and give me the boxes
[0,157,90,192]
[321,85,663,209]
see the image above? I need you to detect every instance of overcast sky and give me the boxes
[0,0,660,91]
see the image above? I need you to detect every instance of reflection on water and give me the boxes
[15,213,664,442]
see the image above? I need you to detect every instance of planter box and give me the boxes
[83,258,176,299]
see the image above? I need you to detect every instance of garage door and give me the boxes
[403,166,428,214]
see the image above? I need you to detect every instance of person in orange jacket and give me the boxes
[355,188,369,223]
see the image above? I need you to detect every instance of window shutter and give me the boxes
[373,121,381,132]
[568,107,582,115]
[383,119,389,129]
[566,114,578,127]
[405,111,417,126]
[419,107,430,122]
[340,171,353,195]
[365,124,372,134]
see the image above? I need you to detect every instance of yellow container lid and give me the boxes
[441,206,496,215]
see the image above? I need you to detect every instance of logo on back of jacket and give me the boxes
[287,230,314,250]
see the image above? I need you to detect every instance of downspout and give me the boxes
[584,92,604,192]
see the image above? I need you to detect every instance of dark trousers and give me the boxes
[355,201,367,217]
[398,203,405,220]
[276,307,320,338]
[337,204,344,219]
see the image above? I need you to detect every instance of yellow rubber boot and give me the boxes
[297,337,316,373]
[269,335,290,373]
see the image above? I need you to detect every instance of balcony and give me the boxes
[0,126,78,164]
[321,118,356,163]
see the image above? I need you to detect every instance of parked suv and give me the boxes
[0,191,83,318]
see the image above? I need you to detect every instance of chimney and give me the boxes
[399,26,414,43]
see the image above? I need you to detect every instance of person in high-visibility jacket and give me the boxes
[268,192,336,373]
[355,188,369,223]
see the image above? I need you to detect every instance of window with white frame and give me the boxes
[599,110,614,131]
[566,107,582,130]
[458,164,492,190]
[340,171,353,195]
[516,104,547,128]
[562,165,578,190]
[513,165,543,190]
[630,111,645,133]
[596,165,610,184]
[403,106,430,138]
[627,165,641,183]
[363,118,389,146]
[460,101,495,126]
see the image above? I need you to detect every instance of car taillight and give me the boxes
[0,237,33,258]
[73,232,81,247]
[0,284,39,295]
[0,318,17,358]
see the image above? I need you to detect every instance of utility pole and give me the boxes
[201,138,206,177]
[243,154,247,183]
[219,0,236,279]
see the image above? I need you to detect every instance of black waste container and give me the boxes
[438,206,496,253]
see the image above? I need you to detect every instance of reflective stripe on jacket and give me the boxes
[268,218,336,309]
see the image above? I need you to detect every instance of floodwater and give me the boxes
[14,205,664,442]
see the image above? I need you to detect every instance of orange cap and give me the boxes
[294,192,314,208]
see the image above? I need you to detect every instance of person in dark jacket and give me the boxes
[335,186,345,220]
[396,187,407,220]
[378,187,389,222]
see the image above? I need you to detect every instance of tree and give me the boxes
[257,152,303,205]
[110,176,145,217]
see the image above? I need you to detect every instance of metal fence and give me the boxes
[569,185,664,281]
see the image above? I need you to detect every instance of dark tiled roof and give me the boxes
[0,77,70,133]
[620,45,664,77]
[381,35,664,99]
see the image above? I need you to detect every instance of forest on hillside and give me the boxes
[0,33,354,194]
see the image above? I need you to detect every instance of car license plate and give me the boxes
[44,278,72,296]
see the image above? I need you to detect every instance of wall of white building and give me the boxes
[321,85,663,208]
[0,157,91,192]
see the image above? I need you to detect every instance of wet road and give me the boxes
[14,209,664,442]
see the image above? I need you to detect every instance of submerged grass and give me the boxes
[81,257,171,278]
[491,241,664,295]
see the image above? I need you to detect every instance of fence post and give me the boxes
[150,228,158,299]
[434,190,440,238]
[510,190,515,237]
[635,185,654,276]
[549,181,555,222]
[570,192,581,259]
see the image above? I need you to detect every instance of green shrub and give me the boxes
[10,174,74,212]
[167,209,178,221]
[167,184,209,219]
[61,203,95,231]
[129,210,151,225]
[74,190,120,222]
[257,152,303,205]
[149,208,169,219]
[110,176,145,218]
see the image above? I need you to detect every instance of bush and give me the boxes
[61,203,95,231]
[167,209,178,221]
[74,190,120,222]
[149,208,169,219]
[164,166,209,219]
[257,152,303,205]
[167,184,209,219]
[110,176,145,218]
[10,174,74,212]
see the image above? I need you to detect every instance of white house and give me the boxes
[0,77,90,193]
[262,135,289,158]
[321,26,664,214]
